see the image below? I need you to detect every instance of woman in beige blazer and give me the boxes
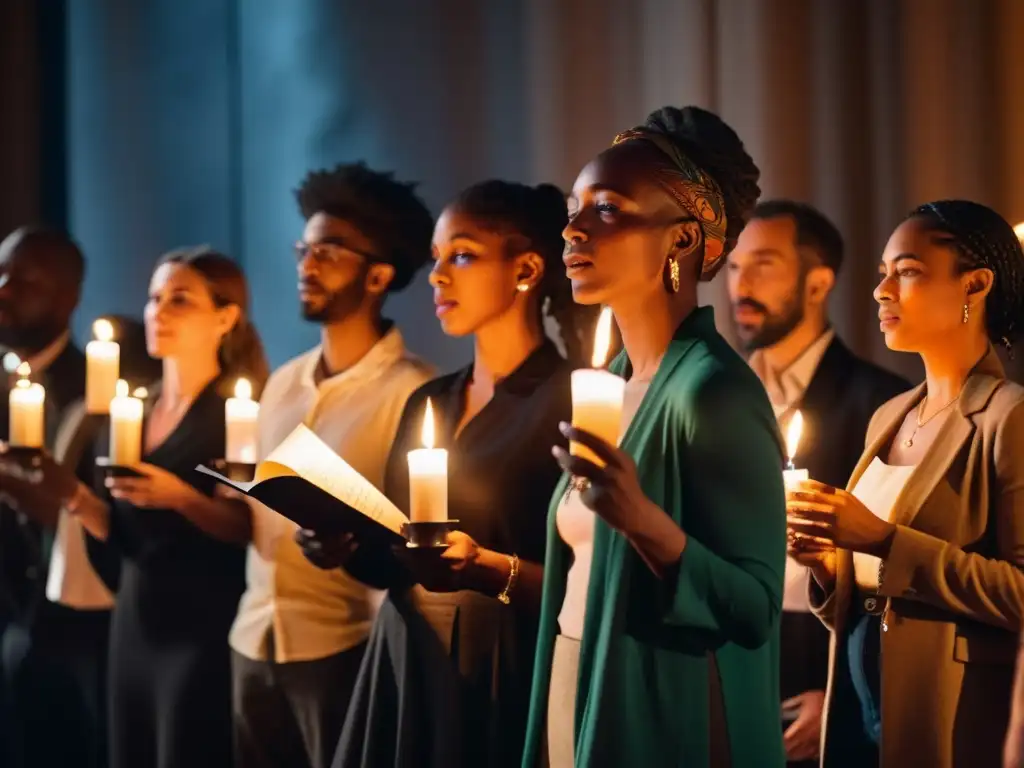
[787,199,1024,768]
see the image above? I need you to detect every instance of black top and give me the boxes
[88,377,246,633]
[779,336,910,703]
[336,340,573,768]
[386,339,571,562]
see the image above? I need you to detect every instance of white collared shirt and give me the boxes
[748,329,835,423]
[1,330,70,381]
[749,329,835,613]
[229,328,433,663]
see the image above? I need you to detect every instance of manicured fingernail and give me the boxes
[558,422,570,435]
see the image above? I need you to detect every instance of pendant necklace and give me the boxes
[903,394,959,448]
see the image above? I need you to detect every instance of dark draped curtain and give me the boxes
[1,0,1022,381]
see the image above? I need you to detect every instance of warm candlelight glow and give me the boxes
[93,318,114,342]
[1015,221,1024,241]
[571,308,626,466]
[234,377,252,401]
[86,320,120,414]
[109,379,143,466]
[3,353,21,374]
[786,411,804,463]
[421,398,436,449]
[225,377,259,464]
[133,387,148,399]
[783,410,809,488]
[591,306,613,368]
[408,398,448,524]
[9,362,44,448]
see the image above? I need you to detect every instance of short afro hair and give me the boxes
[295,162,434,292]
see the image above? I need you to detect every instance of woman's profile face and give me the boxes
[563,143,684,306]
[874,216,987,352]
[428,205,534,338]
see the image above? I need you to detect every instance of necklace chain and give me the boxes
[903,394,960,448]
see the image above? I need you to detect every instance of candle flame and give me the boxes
[591,307,614,368]
[15,362,31,379]
[421,398,436,449]
[133,387,148,399]
[93,318,115,342]
[234,377,252,400]
[786,411,804,462]
[115,379,129,398]
[1015,221,1024,242]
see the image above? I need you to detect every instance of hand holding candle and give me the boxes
[407,398,448,523]
[109,380,143,467]
[570,307,625,466]
[225,378,259,464]
[86,318,120,414]
[9,363,45,449]
[782,411,808,489]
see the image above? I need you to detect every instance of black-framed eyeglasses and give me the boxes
[294,239,380,265]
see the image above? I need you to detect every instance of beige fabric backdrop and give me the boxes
[523,0,1024,382]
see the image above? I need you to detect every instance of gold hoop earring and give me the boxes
[962,302,969,324]
[667,258,680,294]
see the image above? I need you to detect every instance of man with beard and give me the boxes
[0,227,114,768]
[229,163,436,768]
[726,200,909,768]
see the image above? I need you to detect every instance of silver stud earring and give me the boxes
[516,283,530,293]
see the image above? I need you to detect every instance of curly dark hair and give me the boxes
[908,200,1024,351]
[629,105,762,280]
[295,162,434,292]
[452,180,601,366]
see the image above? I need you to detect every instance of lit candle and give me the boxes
[570,307,626,466]
[86,318,120,414]
[109,379,143,466]
[407,398,448,523]
[9,362,45,448]
[226,377,259,464]
[783,410,809,488]
[1014,221,1024,242]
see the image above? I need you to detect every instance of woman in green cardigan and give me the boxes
[521,106,788,768]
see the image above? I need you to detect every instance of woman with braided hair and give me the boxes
[521,106,787,767]
[297,180,596,768]
[787,200,1024,767]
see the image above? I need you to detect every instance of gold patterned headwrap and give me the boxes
[612,128,729,280]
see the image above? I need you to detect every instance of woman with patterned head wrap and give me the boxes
[520,106,788,767]
[787,200,1024,768]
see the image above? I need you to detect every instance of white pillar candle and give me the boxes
[9,363,44,448]
[226,377,259,464]
[109,379,143,466]
[570,307,625,467]
[783,410,809,488]
[407,398,448,523]
[85,318,120,414]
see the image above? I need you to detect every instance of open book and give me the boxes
[196,424,408,540]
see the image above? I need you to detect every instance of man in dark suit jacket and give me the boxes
[0,227,112,768]
[726,201,910,767]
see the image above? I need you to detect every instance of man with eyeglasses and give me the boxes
[229,163,436,768]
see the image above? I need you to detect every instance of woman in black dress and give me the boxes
[38,248,268,767]
[298,181,598,768]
